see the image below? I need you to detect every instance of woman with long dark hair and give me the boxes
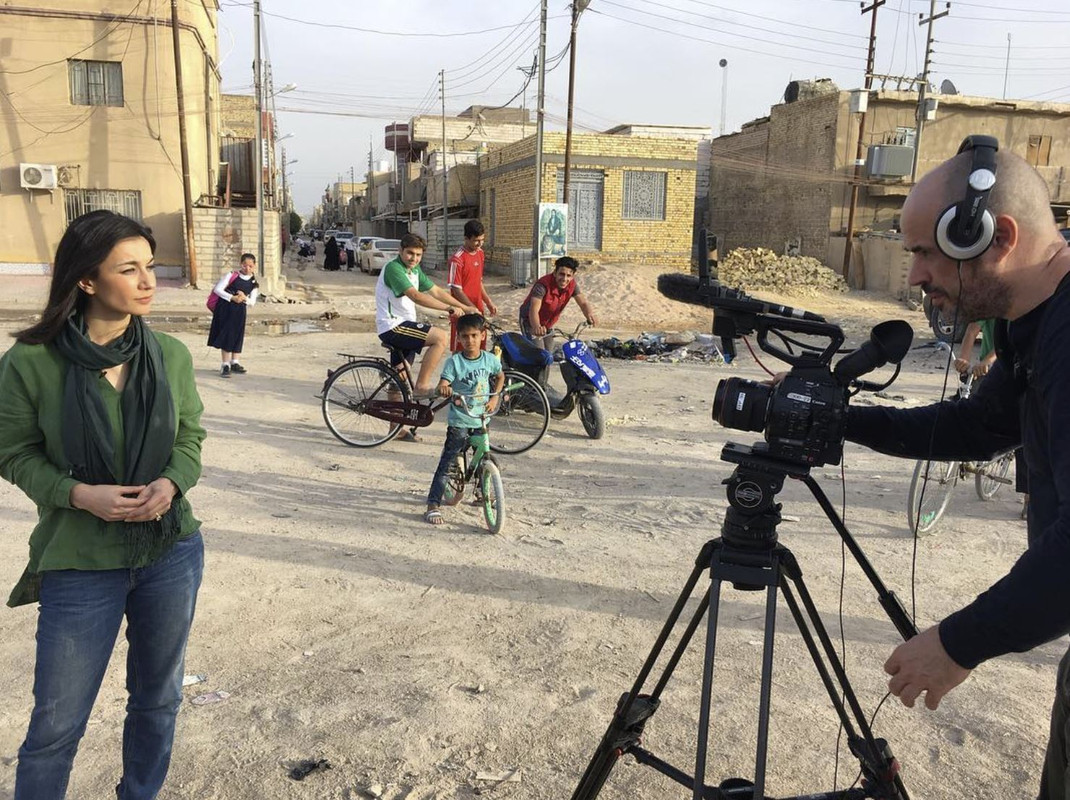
[0,210,206,799]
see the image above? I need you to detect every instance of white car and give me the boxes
[359,238,401,275]
[345,235,375,270]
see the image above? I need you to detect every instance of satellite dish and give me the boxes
[940,79,959,95]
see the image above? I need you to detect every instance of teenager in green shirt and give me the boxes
[374,232,475,408]
[0,210,206,799]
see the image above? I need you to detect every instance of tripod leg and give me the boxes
[692,575,726,800]
[752,581,779,800]
[778,557,908,799]
[572,542,715,800]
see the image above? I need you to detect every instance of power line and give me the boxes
[589,8,860,71]
[220,0,569,38]
[447,2,541,75]
[603,0,865,59]
[623,0,869,51]
[674,0,869,39]
[446,30,540,90]
[0,0,145,75]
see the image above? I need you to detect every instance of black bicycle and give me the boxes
[319,344,551,454]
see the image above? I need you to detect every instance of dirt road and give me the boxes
[0,266,1057,799]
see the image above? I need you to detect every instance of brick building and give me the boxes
[477,130,699,272]
[710,84,1070,268]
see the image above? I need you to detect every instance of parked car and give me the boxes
[359,238,402,275]
[324,229,339,243]
[345,235,375,270]
[355,237,384,273]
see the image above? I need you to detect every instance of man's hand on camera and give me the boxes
[884,625,971,710]
[954,357,970,375]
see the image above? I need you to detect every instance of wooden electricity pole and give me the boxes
[841,0,884,279]
[171,0,199,286]
[910,1,950,183]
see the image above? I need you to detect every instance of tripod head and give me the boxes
[719,442,810,552]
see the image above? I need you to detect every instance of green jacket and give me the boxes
[0,332,206,607]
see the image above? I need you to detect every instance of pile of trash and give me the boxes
[591,331,726,364]
[718,248,848,296]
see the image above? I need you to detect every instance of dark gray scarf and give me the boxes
[54,313,180,564]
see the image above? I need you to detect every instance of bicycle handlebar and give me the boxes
[450,391,501,419]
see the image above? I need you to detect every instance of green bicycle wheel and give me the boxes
[480,460,505,534]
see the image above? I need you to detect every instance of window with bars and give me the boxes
[622,171,667,221]
[69,60,124,107]
[64,189,143,224]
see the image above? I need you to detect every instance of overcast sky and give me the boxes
[215,0,1070,216]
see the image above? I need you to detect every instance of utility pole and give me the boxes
[349,164,355,230]
[171,0,199,287]
[562,0,590,205]
[440,68,449,271]
[841,0,884,279]
[530,0,548,281]
[368,134,373,223]
[253,0,265,276]
[910,1,950,183]
[1003,33,1011,99]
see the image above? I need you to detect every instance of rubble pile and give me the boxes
[591,331,726,364]
[718,248,848,296]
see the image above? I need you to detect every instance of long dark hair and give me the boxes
[15,210,156,345]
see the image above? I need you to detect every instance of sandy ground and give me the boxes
[0,257,1060,800]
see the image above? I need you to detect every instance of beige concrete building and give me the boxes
[478,130,699,272]
[0,1,222,275]
[710,85,1070,278]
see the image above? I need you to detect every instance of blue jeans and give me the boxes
[427,426,475,507]
[16,532,204,800]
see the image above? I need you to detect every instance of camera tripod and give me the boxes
[571,443,919,800]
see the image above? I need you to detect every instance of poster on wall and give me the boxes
[537,202,568,259]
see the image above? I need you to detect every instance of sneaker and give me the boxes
[220,364,231,378]
[230,362,247,374]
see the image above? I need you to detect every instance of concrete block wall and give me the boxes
[191,207,282,295]
[478,132,697,272]
[710,93,840,263]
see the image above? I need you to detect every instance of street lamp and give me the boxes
[718,58,728,136]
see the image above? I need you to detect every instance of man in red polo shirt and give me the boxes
[448,220,497,350]
[519,256,598,350]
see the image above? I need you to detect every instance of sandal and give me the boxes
[396,428,422,443]
[424,508,445,525]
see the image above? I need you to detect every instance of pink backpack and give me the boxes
[206,272,239,312]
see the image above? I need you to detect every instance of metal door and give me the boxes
[557,169,603,250]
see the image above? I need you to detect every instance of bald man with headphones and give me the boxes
[844,136,1070,798]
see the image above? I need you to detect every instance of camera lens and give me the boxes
[713,377,770,433]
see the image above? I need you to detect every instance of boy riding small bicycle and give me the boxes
[425,314,504,526]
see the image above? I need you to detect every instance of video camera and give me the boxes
[709,287,913,468]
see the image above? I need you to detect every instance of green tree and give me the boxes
[289,210,302,236]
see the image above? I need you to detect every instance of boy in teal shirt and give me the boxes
[425,314,504,525]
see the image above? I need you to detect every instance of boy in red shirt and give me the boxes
[448,220,498,350]
[519,256,598,351]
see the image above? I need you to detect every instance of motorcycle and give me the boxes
[491,321,610,439]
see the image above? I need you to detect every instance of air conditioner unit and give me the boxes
[20,163,58,190]
[57,165,76,187]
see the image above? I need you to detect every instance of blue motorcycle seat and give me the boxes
[501,332,553,366]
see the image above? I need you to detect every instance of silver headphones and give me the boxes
[934,135,999,262]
